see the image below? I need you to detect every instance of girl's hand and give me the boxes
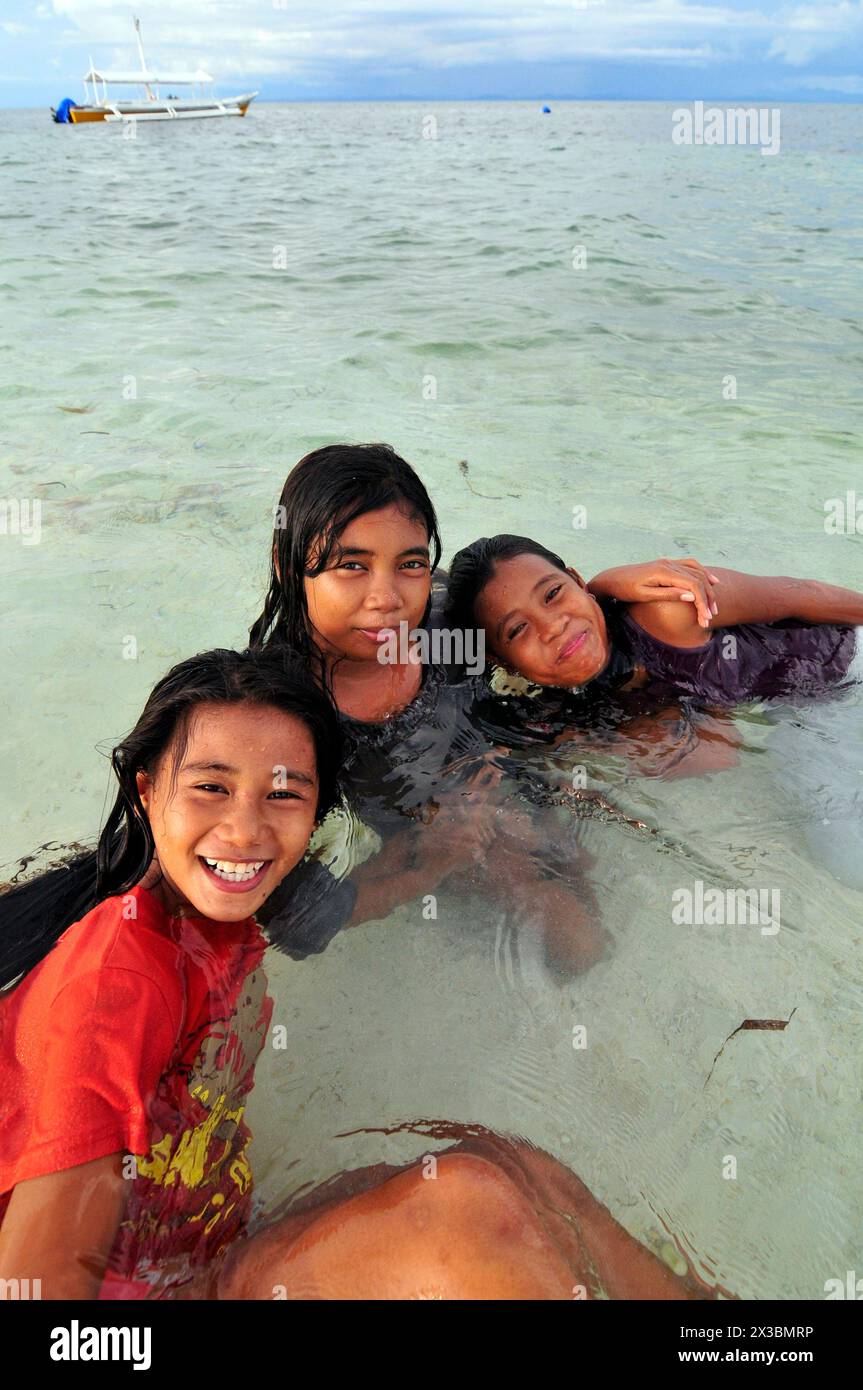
[408,755,504,868]
[588,560,720,629]
[628,567,863,643]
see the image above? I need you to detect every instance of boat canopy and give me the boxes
[83,67,214,85]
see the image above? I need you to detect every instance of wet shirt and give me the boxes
[613,605,858,707]
[336,662,489,819]
[0,884,272,1299]
[258,661,491,958]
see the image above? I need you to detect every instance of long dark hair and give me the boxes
[249,443,442,672]
[0,647,343,993]
[444,534,569,636]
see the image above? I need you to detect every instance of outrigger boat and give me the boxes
[51,17,257,125]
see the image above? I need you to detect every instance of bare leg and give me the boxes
[481,832,608,977]
[216,1153,575,1300]
[378,1123,720,1300]
[207,1124,719,1301]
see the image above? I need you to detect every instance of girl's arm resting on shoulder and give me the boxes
[0,1152,129,1299]
[628,567,863,647]
[587,559,719,628]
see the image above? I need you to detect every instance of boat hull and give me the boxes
[68,108,109,123]
[67,94,255,124]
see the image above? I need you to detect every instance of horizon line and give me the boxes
[5,94,863,111]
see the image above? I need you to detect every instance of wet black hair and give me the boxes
[248,443,442,674]
[444,534,570,640]
[0,647,343,993]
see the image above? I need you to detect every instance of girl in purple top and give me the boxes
[445,535,863,706]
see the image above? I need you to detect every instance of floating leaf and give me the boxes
[704,1008,797,1088]
[457,457,505,500]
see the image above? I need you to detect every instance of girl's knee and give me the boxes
[399,1153,541,1245]
[390,1153,573,1297]
[427,1152,520,1204]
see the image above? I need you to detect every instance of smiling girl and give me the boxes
[0,646,341,1299]
[246,443,495,956]
[445,534,863,705]
[250,442,442,724]
[249,442,719,721]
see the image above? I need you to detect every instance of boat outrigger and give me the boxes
[51,17,257,125]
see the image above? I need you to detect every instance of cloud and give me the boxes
[10,0,863,98]
[33,1,765,79]
[797,71,863,92]
[768,2,863,67]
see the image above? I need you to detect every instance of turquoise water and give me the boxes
[2,100,862,1297]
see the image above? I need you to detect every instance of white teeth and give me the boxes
[202,858,265,882]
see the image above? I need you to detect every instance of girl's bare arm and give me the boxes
[628,567,863,649]
[521,705,741,780]
[0,1151,129,1299]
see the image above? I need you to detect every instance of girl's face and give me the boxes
[304,502,432,663]
[137,701,319,922]
[474,553,611,689]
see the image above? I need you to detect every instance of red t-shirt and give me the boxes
[0,884,273,1298]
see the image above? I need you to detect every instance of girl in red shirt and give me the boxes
[0,645,342,1299]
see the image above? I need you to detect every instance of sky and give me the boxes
[1,0,862,108]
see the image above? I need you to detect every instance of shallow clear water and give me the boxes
[1,100,862,1298]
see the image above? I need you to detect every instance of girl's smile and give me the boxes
[137,702,320,922]
[198,857,271,892]
[557,628,589,663]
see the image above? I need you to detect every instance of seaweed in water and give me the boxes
[457,458,520,500]
[703,1009,797,1089]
